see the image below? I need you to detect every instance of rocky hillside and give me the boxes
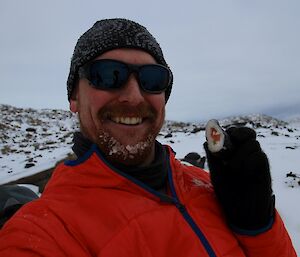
[0,104,78,186]
[0,104,77,155]
[162,114,289,136]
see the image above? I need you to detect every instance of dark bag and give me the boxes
[0,185,39,228]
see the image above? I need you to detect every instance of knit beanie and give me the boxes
[67,18,173,102]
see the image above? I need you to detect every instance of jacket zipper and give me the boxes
[173,201,217,257]
[167,158,217,257]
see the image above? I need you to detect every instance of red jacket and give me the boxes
[0,145,296,256]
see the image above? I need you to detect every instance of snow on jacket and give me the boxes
[0,144,296,257]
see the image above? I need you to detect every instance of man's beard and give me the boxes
[96,129,156,166]
[80,102,164,166]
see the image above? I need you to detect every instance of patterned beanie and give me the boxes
[67,18,173,102]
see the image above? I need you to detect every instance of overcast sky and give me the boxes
[0,0,299,122]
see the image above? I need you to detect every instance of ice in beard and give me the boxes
[97,130,155,164]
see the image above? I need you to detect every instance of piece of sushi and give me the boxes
[205,119,232,153]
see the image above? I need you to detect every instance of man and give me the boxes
[0,18,296,256]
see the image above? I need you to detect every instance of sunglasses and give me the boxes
[78,59,172,93]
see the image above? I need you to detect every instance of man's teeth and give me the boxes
[111,117,142,125]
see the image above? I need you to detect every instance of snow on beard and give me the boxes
[97,130,155,166]
[96,103,162,166]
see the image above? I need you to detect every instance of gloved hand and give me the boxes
[204,126,275,232]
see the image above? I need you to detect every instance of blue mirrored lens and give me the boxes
[139,65,169,92]
[90,60,128,89]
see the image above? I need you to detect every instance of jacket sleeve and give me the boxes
[0,202,90,257]
[234,211,297,257]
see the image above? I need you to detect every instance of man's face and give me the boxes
[70,49,166,166]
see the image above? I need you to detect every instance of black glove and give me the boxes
[204,126,275,232]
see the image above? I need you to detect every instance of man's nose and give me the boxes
[117,74,144,105]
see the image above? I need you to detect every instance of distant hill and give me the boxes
[0,104,77,156]
[1,103,296,158]
[162,114,289,135]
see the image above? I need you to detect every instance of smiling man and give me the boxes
[0,18,296,257]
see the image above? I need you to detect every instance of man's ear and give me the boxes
[69,84,79,113]
[70,99,78,113]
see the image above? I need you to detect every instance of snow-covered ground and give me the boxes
[0,104,299,254]
[0,104,77,184]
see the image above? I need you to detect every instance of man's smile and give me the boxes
[109,116,143,125]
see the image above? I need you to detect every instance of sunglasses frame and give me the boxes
[78,59,172,94]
